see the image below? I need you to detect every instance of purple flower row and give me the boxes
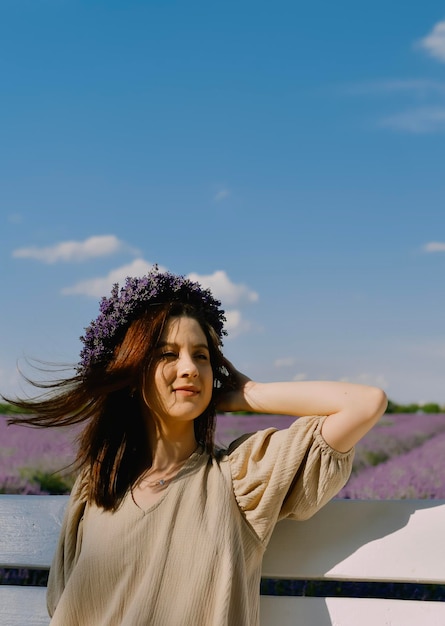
[350,413,445,474]
[215,414,295,446]
[339,429,445,499]
[0,416,79,494]
[2,413,445,498]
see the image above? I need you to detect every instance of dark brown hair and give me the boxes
[6,302,232,510]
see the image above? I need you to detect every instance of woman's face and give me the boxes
[143,315,214,427]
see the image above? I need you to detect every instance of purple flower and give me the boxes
[339,427,445,499]
[78,267,226,374]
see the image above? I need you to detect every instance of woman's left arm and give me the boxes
[217,362,387,453]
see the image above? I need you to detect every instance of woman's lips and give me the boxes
[174,386,199,396]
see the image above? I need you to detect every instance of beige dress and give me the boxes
[47,415,354,626]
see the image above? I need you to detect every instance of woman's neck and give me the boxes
[147,421,198,470]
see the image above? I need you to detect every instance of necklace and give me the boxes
[137,447,199,491]
[138,475,173,489]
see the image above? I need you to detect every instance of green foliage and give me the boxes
[421,403,441,414]
[0,402,26,415]
[385,400,398,414]
[19,468,75,494]
[396,403,420,414]
[30,471,73,494]
[363,451,389,466]
[386,399,445,414]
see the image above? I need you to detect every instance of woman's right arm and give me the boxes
[217,360,387,453]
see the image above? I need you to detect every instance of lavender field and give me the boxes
[1,412,445,498]
[0,416,81,494]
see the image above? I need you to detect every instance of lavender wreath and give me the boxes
[78,266,226,374]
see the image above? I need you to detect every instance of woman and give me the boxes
[6,267,387,625]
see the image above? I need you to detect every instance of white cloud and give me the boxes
[8,213,23,224]
[62,263,258,339]
[345,77,445,134]
[293,372,308,382]
[418,20,445,63]
[404,339,445,360]
[339,373,389,389]
[274,357,296,368]
[223,309,252,338]
[378,107,445,133]
[213,188,230,202]
[13,235,130,263]
[61,259,162,297]
[64,265,257,305]
[187,270,258,306]
[0,362,24,398]
[62,264,258,309]
[347,79,445,97]
[423,241,445,252]
[188,270,259,338]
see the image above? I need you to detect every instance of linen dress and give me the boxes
[47,415,354,625]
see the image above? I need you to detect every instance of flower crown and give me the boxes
[78,266,226,374]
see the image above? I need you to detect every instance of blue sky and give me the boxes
[2,1,445,404]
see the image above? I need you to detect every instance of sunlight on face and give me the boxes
[143,316,214,427]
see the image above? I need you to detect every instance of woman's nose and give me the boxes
[178,354,198,377]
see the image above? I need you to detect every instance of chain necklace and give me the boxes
[137,469,180,490]
[137,447,199,491]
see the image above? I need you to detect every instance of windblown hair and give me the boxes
[6,302,233,511]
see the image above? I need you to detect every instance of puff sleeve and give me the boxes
[46,472,88,617]
[228,415,354,543]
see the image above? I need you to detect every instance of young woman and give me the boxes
[6,268,387,625]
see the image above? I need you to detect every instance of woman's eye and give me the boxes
[161,351,177,359]
[196,353,209,361]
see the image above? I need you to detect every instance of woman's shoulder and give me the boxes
[214,427,280,463]
[65,468,90,509]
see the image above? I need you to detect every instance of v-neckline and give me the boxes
[129,447,204,514]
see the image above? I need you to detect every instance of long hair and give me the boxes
[5,302,232,510]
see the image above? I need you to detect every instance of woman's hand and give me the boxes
[215,359,255,413]
[215,360,387,453]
